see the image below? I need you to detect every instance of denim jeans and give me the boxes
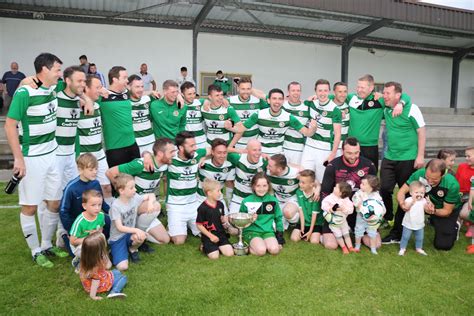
[110,269,128,294]
[400,227,424,249]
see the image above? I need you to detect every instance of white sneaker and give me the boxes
[107,293,127,299]
[398,249,406,256]
[416,248,428,256]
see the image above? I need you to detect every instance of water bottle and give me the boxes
[4,173,21,194]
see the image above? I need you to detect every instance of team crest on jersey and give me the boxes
[279,122,285,128]
[173,110,179,117]
[70,108,79,119]
[219,114,225,120]
[191,159,197,165]
[437,190,444,197]
[368,101,374,107]
[266,204,273,212]
[357,170,365,177]
[288,179,295,185]
[222,167,229,173]
[144,103,149,109]
[298,111,303,116]
[322,111,327,117]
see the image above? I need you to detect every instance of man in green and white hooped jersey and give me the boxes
[266,154,301,229]
[332,82,350,154]
[346,74,410,171]
[197,138,236,214]
[4,53,69,267]
[76,75,111,196]
[227,139,268,214]
[128,75,156,155]
[202,84,242,145]
[106,138,176,245]
[282,81,311,164]
[56,66,87,190]
[380,82,426,244]
[181,81,207,149]
[166,131,211,244]
[98,66,140,168]
[227,88,316,156]
[301,79,342,183]
[227,77,269,149]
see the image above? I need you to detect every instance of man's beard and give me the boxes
[183,149,194,160]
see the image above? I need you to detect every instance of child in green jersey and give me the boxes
[240,173,285,256]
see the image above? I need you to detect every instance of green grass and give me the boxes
[0,185,472,315]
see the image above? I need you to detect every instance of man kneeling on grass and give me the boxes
[196,179,234,259]
[109,174,160,271]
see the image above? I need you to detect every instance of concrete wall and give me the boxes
[1,17,472,108]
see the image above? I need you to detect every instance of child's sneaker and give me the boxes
[138,242,155,253]
[416,248,428,256]
[130,251,140,263]
[398,249,406,256]
[342,247,349,255]
[107,293,127,299]
[33,252,54,268]
[71,256,80,274]
[43,246,69,258]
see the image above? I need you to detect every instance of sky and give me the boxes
[420,0,474,10]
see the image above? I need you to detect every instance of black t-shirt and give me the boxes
[196,200,226,239]
[321,156,377,198]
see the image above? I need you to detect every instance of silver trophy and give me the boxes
[228,212,254,256]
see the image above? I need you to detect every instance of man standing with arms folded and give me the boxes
[1,61,26,113]
[380,82,426,244]
[4,53,68,267]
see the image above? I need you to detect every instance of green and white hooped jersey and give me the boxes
[56,91,81,156]
[131,96,155,148]
[7,85,58,157]
[76,102,105,161]
[167,148,207,206]
[228,95,267,148]
[118,157,167,195]
[244,108,303,156]
[227,153,267,205]
[282,100,310,152]
[267,166,300,204]
[337,101,350,149]
[185,99,206,148]
[201,105,240,144]
[306,99,342,151]
[197,158,235,198]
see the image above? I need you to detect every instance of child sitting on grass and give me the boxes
[398,181,428,256]
[69,190,106,271]
[352,175,386,255]
[240,172,285,256]
[109,174,160,271]
[290,170,322,244]
[80,232,127,300]
[321,181,354,254]
[196,179,234,259]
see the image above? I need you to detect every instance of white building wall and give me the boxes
[1,18,472,108]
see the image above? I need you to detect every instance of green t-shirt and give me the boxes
[69,212,105,238]
[295,189,322,227]
[384,103,425,161]
[150,98,188,139]
[118,157,167,195]
[98,90,135,150]
[240,193,284,233]
[213,78,232,94]
[407,168,462,210]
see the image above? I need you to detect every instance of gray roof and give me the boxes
[1,0,473,57]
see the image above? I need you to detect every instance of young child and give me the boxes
[240,172,285,256]
[69,190,106,271]
[109,174,160,271]
[460,178,474,253]
[321,181,354,254]
[399,181,428,256]
[437,149,457,175]
[60,153,110,255]
[196,179,234,259]
[456,147,474,238]
[290,170,322,244]
[80,232,127,300]
[352,175,386,255]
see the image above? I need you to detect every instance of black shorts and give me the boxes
[106,142,141,168]
[202,234,231,254]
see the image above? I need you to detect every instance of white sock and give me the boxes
[37,201,46,233]
[41,210,59,250]
[20,213,41,256]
